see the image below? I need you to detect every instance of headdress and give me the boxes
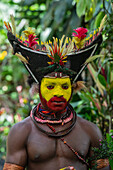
[4,20,102,83]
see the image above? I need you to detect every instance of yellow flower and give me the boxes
[0,51,7,61]
[23,98,28,104]
[73,37,85,49]
[23,27,36,38]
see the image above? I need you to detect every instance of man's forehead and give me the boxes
[41,77,71,84]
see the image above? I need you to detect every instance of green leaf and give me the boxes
[76,0,86,17]
[10,14,16,35]
[111,71,113,82]
[87,64,105,96]
[109,89,113,99]
[107,81,113,99]
[107,62,111,84]
[94,11,105,29]
[10,92,18,100]
[4,127,10,135]
[71,101,83,108]
[0,147,5,153]
[109,158,113,169]
[109,81,113,90]
[86,0,92,10]
[85,55,104,64]
[97,58,113,77]
[85,7,94,22]
[85,0,97,22]
[98,74,107,88]
[85,11,93,22]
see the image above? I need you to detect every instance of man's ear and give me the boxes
[72,81,86,93]
[29,83,39,97]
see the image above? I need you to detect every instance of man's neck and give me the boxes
[38,104,69,121]
[48,111,67,120]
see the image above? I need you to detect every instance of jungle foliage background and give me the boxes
[0,0,113,168]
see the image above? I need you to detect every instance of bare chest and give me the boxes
[27,122,90,163]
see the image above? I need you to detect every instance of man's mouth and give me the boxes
[52,101,65,103]
[50,97,66,104]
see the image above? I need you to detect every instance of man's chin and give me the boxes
[47,103,67,113]
[40,95,68,113]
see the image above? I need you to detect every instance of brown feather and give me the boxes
[72,81,86,93]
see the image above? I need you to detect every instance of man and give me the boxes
[3,22,110,169]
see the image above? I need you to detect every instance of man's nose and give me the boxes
[53,87,63,97]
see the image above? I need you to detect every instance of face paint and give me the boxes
[39,77,72,112]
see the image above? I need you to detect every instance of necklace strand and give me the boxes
[31,105,76,137]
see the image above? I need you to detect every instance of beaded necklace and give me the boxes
[30,104,89,167]
[31,104,76,137]
[30,103,73,125]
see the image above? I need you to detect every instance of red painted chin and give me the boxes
[48,96,68,112]
[39,93,68,113]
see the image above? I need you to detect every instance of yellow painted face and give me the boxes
[40,77,72,102]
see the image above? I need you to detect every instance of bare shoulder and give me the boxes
[6,117,33,165]
[77,116,102,146]
[7,116,32,146]
[77,116,100,133]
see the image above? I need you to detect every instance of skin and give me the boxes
[4,75,110,170]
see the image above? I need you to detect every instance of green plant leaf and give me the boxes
[10,14,16,35]
[85,55,104,64]
[94,11,105,29]
[109,89,113,99]
[76,0,86,17]
[97,58,113,77]
[109,158,113,169]
[107,62,111,84]
[86,0,92,10]
[98,74,107,88]
[85,0,97,22]
[87,64,105,96]
[111,71,113,82]
[85,10,93,22]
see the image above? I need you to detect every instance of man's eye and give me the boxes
[62,85,68,89]
[47,85,54,89]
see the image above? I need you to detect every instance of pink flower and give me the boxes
[25,34,38,47]
[16,85,22,93]
[19,97,24,104]
[72,27,88,40]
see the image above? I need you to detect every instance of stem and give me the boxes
[109,116,111,133]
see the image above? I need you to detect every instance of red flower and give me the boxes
[25,34,38,47]
[72,27,88,40]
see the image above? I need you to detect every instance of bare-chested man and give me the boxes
[3,21,110,170]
